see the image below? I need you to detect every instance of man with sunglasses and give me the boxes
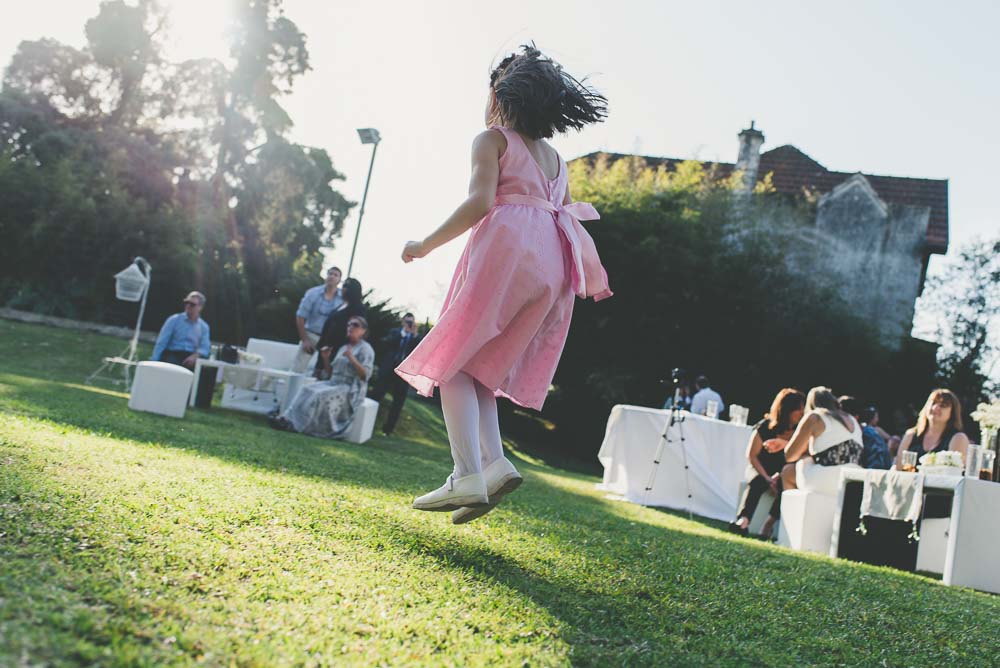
[152,291,211,370]
[369,312,422,435]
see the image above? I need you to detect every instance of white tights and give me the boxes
[438,372,505,477]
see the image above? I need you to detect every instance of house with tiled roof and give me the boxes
[574,124,949,347]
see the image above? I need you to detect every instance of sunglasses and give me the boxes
[183,301,199,307]
[403,320,415,326]
[347,321,364,328]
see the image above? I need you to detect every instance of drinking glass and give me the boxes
[981,450,996,481]
[965,445,981,478]
[706,400,719,419]
[899,451,917,473]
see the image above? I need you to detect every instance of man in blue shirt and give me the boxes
[292,267,344,372]
[152,291,211,370]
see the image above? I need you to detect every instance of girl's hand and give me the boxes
[402,240,428,263]
[344,346,355,361]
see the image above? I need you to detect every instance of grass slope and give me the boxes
[0,319,997,667]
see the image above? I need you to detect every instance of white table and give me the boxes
[598,406,754,522]
[188,358,311,414]
[833,468,1000,594]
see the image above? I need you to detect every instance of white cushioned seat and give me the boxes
[342,398,379,444]
[129,361,194,419]
[777,489,838,555]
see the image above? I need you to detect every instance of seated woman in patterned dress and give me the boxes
[270,316,375,439]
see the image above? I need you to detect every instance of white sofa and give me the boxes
[129,361,194,419]
[220,338,315,415]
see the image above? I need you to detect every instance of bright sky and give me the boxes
[3,0,999,330]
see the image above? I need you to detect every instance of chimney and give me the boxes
[736,121,765,195]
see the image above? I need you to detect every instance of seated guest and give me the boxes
[895,389,970,468]
[662,381,693,411]
[314,277,367,378]
[292,266,344,373]
[690,375,724,417]
[867,408,901,458]
[781,387,863,495]
[840,396,892,470]
[729,388,805,539]
[151,291,210,369]
[270,316,374,438]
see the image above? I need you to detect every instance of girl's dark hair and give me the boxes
[767,388,806,433]
[489,44,607,139]
[342,277,363,305]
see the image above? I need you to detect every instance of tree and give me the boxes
[915,236,1000,433]
[542,156,920,458]
[0,0,353,345]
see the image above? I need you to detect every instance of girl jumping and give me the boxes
[396,44,611,523]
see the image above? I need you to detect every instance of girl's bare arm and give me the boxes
[402,131,503,262]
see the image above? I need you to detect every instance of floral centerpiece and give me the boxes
[918,450,964,477]
[971,400,1000,449]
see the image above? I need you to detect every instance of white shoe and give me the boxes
[452,457,523,525]
[412,472,489,512]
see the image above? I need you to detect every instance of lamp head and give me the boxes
[357,128,381,145]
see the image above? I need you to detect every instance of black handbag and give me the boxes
[219,344,240,364]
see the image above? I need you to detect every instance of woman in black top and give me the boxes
[315,278,368,379]
[895,388,970,466]
[729,388,806,539]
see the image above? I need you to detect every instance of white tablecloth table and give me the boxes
[597,405,754,522]
[833,468,1000,594]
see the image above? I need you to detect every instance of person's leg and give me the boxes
[291,332,319,374]
[473,379,504,467]
[160,350,188,366]
[382,377,409,435]
[734,476,768,529]
[768,477,783,520]
[438,372,482,477]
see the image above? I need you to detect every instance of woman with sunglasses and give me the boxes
[270,316,375,439]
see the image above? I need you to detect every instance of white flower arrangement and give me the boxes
[971,400,1000,436]
[919,451,963,468]
[237,351,264,366]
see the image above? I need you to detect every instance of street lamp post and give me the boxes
[347,128,381,278]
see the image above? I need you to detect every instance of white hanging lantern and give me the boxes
[114,261,149,302]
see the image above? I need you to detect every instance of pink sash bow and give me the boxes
[494,193,613,302]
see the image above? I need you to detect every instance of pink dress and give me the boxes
[395,126,612,410]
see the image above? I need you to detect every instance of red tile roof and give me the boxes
[575,146,949,254]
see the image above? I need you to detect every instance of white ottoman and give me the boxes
[777,489,838,555]
[342,398,379,444]
[915,518,949,574]
[129,361,194,419]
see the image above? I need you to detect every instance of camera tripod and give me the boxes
[643,379,693,519]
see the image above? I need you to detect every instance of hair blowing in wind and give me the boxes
[489,44,608,139]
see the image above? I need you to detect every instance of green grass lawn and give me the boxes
[1,319,998,667]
